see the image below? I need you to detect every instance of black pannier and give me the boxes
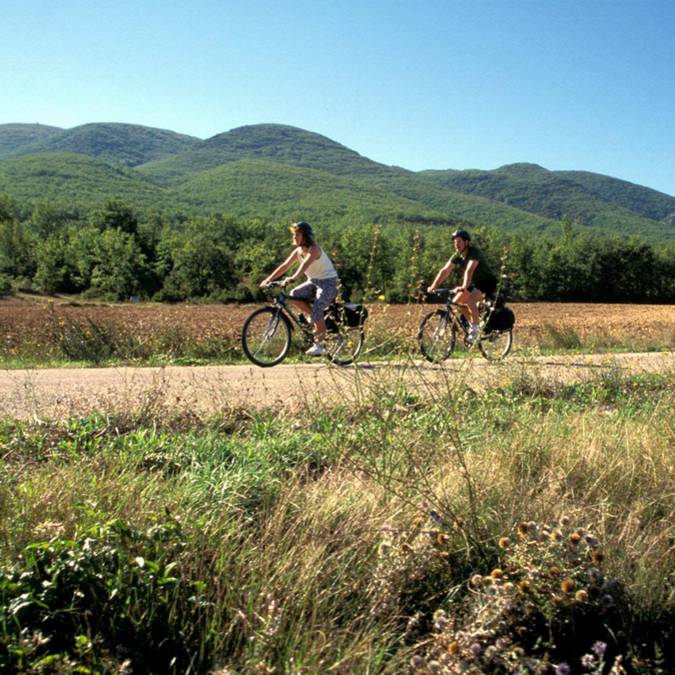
[324,302,368,333]
[484,306,515,333]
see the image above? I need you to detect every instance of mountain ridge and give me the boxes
[0,121,672,239]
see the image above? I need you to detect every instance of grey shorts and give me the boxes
[290,277,339,322]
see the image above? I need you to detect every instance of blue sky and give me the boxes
[3,0,674,195]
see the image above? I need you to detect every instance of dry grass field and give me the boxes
[1,294,673,362]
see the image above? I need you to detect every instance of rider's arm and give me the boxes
[286,245,320,283]
[428,260,454,292]
[260,249,300,287]
[460,259,479,290]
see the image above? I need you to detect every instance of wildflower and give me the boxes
[410,655,426,670]
[490,568,504,579]
[435,532,450,546]
[555,663,571,675]
[588,567,603,583]
[429,509,443,524]
[447,642,459,655]
[518,580,530,593]
[569,532,582,545]
[581,654,596,668]
[498,536,510,549]
[575,589,588,602]
[413,516,423,528]
[592,641,607,656]
[584,534,598,547]
[551,529,563,541]
[470,574,483,588]
[560,578,575,593]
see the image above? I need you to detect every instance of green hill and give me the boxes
[419,163,674,238]
[8,123,201,167]
[0,122,672,240]
[556,170,675,223]
[137,123,398,183]
[0,123,63,159]
[171,158,459,225]
[0,152,167,208]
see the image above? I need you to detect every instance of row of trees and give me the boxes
[1,195,673,303]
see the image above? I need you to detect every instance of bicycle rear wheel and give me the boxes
[242,307,292,367]
[418,310,457,363]
[325,325,365,366]
[478,329,513,361]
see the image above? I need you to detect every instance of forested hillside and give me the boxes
[420,163,675,238]
[1,123,201,167]
[0,123,63,158]
[0,121,672,240]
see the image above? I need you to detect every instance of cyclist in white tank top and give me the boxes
[260,221,340,356]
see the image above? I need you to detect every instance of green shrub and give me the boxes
[0,517,214,673]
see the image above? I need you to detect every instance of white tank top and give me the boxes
[297,247,338,280]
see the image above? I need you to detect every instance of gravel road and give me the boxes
[1,352,672,421]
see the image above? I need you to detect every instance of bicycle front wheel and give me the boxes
[418,310,456,363]
[242,307,292,367]
[325,325,365,366]
[478,329,513,361]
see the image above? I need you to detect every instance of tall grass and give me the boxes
[1,364,673,672]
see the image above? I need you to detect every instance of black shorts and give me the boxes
[470,277,497,297]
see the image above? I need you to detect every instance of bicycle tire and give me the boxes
[242,307,292,367]
[418,309,457,363]
[325,325,365,366]
[478,328,513,361]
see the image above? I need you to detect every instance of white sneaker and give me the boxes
[305,342,326,356]
[466,328,479,344]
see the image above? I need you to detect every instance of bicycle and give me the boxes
[418,289,514,362]
[242,281,366,367]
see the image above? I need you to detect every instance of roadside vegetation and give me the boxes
[1,365,673,672]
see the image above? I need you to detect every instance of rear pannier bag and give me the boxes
[484,306,515,333]
[325,302,368,333]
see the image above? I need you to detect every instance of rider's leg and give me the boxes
[309,278,338,347]
[466,289,483,325]
[290,299,312,320]
[313,318,327,343]
[452,289,473,324]
[289,280,315,322]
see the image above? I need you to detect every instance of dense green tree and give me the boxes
[89,229,147,300]
[90,199,139,236]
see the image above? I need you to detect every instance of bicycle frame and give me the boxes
[267,283,315,340]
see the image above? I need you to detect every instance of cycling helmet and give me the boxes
[292,221,314,238]
[451,229,471,241]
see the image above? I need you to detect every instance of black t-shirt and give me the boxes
[450,244,496,285]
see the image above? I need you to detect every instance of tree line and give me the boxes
[1,195,673,303]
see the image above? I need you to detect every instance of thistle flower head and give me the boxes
[560,578,575,593]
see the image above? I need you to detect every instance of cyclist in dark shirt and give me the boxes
[427,229,497,342]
